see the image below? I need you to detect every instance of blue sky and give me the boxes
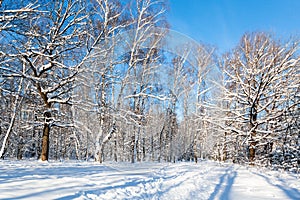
[167,0,300,53]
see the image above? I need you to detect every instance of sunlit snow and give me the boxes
[0,160,299,200]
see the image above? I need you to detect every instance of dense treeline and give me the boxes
[0,0,299,172]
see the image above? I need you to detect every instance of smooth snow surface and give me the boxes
[0,160,299,200]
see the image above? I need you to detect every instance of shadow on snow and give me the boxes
[208,166,237,200]
[252,172,300,200]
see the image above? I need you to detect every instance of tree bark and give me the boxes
[131,134,136,163]
[249,105,257,164]
[40,111,51,161]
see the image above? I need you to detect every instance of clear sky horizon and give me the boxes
[167,0,300,54]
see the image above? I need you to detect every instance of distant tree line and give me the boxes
[0,0,299,172]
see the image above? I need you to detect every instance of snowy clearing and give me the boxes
[0,160,299,200]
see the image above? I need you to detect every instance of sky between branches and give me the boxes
[167,0,300,53]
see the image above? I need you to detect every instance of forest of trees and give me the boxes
[0,0,299,172]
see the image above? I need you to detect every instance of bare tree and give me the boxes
[0,0,91,161]
[111,0,167,163]
[219,33,300,165]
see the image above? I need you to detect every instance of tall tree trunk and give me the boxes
[114,138,118,162]
[223,132,227,161]
[131,133,136,163]
[37,79,52,161]
[142,137,146,161]
[41,119,51,161]
[97,123,116,163]
[249,140,256,163]
[249,105,257,164]
[40,109,52,161]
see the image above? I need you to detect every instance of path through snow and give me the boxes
[0,160,299,199]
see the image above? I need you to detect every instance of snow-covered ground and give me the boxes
[0,160,299,200]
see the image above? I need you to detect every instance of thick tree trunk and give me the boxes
[41,122,50,161]
[17,141,24,160]
[249,106,257,164]
[96,124,116,163]
[249,144,255,163]
[99,144,105,163]
[249,138,257,164]
[40,111,51,161]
